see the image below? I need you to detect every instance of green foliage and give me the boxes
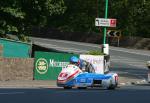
[48,0,97,32]
[0,0,66,40]
[49,0,150,38]
[0,0,149,39]
[109,0,150,37]
[18,34,30,42]
[87,50,104,55]
[0,7,25,19]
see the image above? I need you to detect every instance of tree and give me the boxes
[109,0,150,37]
[0,0,24,35]
[49,0,150,38]
[48,0,97,33]
[0,0,66,39]
[1,0,149,39]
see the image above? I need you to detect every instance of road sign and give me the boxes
[107,30,121,37]
[95,18,116,27]
[106,30,121,47]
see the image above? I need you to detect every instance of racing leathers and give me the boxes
[78,59,95,73]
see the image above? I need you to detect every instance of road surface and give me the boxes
[0,85,150,103]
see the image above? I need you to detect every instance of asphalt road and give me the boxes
[0,85,150,103]
[110,47,150,81]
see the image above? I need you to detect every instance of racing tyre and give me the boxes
[107,84,116,90]
[64,86,72,89]
[78,87,87,89]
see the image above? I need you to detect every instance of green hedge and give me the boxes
[87,50,104,55]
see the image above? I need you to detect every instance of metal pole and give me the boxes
[118,38,120,47]
[103,0,108,44]
[148,70,150,83]
[147,61,150,83]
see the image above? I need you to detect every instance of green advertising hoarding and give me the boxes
[34,51,79,80]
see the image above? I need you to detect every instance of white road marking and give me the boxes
[34,41,88,53]
[111,55,145,61]
[0,92,25,95]
[111,59,145,64]
[110,55,147,68]
[110,47,150,56]
[33,37,101,48]
[56,90,105,93]
[114,71,129,74]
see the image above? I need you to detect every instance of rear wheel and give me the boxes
[64,86,72,89]
[77,87,87,89]
[107,75,118,90]
[107,84,116,90]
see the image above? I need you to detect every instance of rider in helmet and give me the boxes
[69,56,95,73]
[70,56,86,72]
[70,56,79,66]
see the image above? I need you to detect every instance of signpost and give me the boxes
[96,0,117,44]
[147,61,150,83]
[96,0,117,54]
[104,0,109,44]
[95,18,116,27]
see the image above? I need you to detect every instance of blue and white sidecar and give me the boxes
[57,64,118,90]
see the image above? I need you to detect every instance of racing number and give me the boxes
[59,73,68,78]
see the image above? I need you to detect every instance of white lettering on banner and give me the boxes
[80,55,104,74]
[49,59,69,68]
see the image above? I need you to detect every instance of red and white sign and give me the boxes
[95,18,116,27]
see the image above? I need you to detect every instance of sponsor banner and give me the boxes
[34,51,79,80]
[80,55,104,74]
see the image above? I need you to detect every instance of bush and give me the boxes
[87,50,104,55]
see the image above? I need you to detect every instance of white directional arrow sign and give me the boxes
[95,18,116,27]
